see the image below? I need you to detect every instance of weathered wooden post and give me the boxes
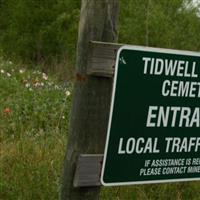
[60,0,119,199]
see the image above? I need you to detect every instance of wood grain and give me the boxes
[87,41,122,77]
[73,154,103,187]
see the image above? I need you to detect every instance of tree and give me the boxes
[60,0,119,199]
[0,0,80,64]
[119,0,200,51]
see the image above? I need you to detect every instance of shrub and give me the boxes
[0,0,80,65]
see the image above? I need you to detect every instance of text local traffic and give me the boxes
[142,57,200,98]
[117,137,200,154]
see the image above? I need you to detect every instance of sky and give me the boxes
[180,0,200,17]
[192,0,200,10]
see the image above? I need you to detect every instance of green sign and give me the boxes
[101,46,200,186]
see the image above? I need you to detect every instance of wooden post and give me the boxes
[60,1,119,200]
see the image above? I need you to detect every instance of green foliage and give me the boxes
[0,0,80,64]
[0,0,199,66]
[1,135,66,199]
[119,0,200,51]
[101,183,200,200]
[0,57,72,138]
[0,57,72,199]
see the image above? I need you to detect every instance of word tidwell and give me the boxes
[142,57,198,78]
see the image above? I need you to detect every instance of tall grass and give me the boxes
[0,57,72,199]
[1,134,66,199]
[0,57,200,199]
[101,182,200,200]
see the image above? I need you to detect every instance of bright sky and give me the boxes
[192,0,200,16]
[192,0,200,8]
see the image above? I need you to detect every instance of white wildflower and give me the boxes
[25,83,30,88]
[1,69,5,74]
[65,90,71,97]
[7,73,11,77]
[34,82,40,87]
[19,69,25,74]
[62,116,65,119]
[42,73,48,80]
[29,88,33,91]
[40,82,44,86]
[8,61,12,65]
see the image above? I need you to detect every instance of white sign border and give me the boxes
[101,45,200,186]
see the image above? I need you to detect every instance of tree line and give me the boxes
[0,0,199,66]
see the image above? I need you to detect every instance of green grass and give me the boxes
[1,134,66,199]
[0,57,71,199]
[0,57,200,199]
[101,182,200,200]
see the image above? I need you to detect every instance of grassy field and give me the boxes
[0,57,71,199]
[0,57,200,199]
